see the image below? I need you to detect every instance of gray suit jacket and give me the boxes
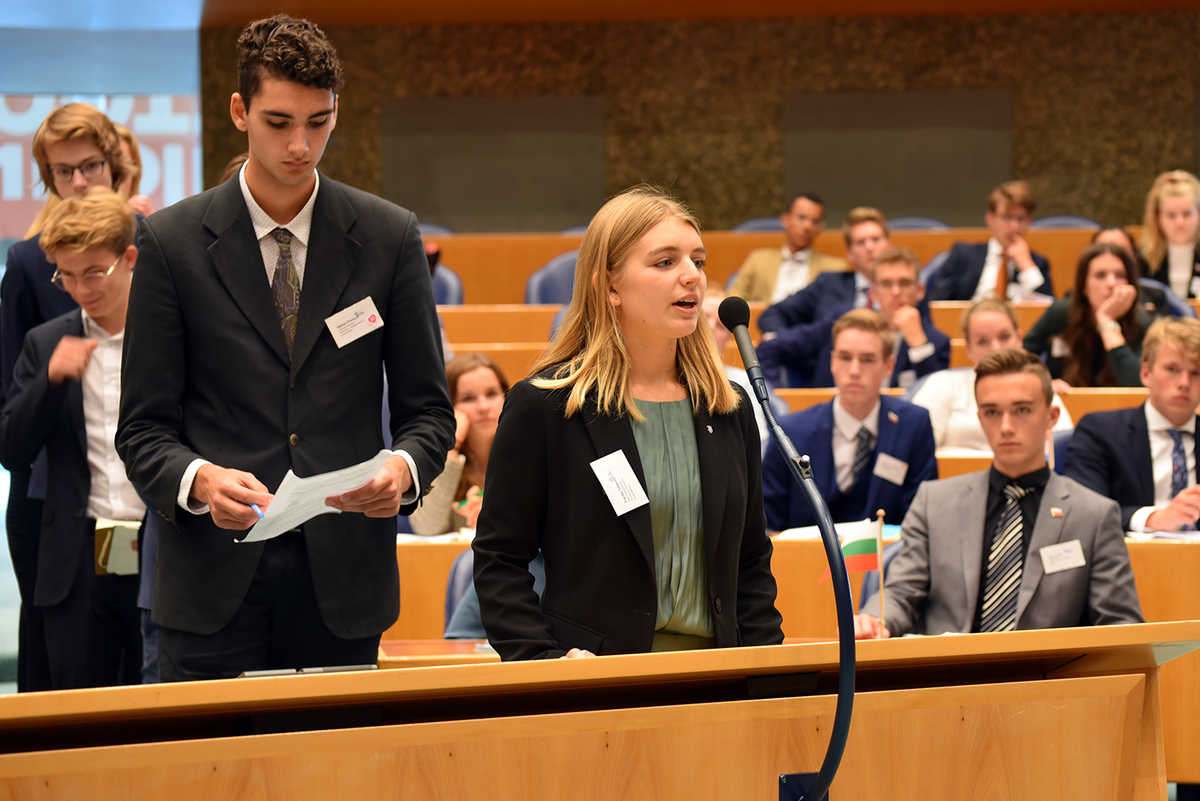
[864,471,1142,635]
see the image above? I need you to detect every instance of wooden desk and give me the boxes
[439,304,561,343]
[0,623,1193,799]
[1059,387,1149,420]
[444,342,548,382]
[929,300,1049,339]
[774,387,905,413]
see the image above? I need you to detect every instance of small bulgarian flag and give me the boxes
[819,514,885,582]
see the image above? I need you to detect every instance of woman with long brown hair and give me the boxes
[1023,242,1149,389]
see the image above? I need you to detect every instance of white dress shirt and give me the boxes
[178,166,419,513]
[1129,402,1197,532]
[832,397,880,492]
[1167,243,1195,298]
[971,237,1046,302]
[81,312,146,522]
[770,246,812,303]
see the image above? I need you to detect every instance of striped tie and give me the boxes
[1170,430,1195,531]
[980,483,1029,632]
[852,427,875,485]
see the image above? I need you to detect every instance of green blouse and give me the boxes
[630,399,713,643]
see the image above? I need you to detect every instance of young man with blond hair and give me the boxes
[856,348,1141,639]
[762,308,936,531]
[928,180,1054,302]
[758,246,949,389]
[728,193,847,303]
[0,188,145,688]
[1067,316,1200,531]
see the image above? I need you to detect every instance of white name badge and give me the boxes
[1039,539,1086,575]
[1050,336,1070,358]
[873,452,909,486]
[325,297,384,348]
[589,450,650,517]
[1191,275,1200,299]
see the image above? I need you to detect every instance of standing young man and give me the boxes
[116,14,456,681]
[1,103,132,692]
[0,188,144,688]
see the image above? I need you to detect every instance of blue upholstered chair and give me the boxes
[1139,278,1196,318]
[888,216,950,230]
[432,264,464,305]
[919,250,950,288]
[417,222,454,237]
[731,216,784,232]
[525,250,579,305]
[1052,428,1073,476]
[1029,215,1100,229]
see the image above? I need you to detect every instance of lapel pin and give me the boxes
[706,425,713,434]
[887,411,899,424]
[1050,507,1063,518]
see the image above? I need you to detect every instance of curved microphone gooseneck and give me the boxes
[718,296,854,801]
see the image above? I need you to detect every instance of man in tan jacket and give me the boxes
[728,193,848,303]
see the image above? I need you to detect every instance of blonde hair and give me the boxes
[842,206,890,245]
[31,103,129,199]
[23,195,61,240]
[113,123,142,197]
[1140,170,1200,270]
[38,187,137,263]
[530,186,737,420]
[831,308,895,360]
[960,298,1018,339]
[1142,316,1200,369]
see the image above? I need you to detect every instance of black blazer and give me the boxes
[472,377,784,660]
[1148,247,1200,298]
[1065,404,1199,530]
[115,175,456,638]
[0,310,143,607]
[928,241,1053,302]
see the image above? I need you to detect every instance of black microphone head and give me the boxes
[718,295,752,330]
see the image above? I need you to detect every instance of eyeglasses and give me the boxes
[49,158,107,185]
[50,256,119,292]
[875,279,916,292]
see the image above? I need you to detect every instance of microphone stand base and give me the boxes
[779,771,830,801]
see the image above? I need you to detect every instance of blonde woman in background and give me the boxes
[1142,170,1200,298]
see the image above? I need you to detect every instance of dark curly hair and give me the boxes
[236,14,344,109]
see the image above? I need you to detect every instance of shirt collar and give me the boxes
[832,396,880,440]
[1145,399,1197,434]
[988,464,1050,493]
[782,245,812,261]
[987,237,1004,260]
[80,309,120,343]
[239,164,319,247]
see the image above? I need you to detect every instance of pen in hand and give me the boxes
[250,503,265,520]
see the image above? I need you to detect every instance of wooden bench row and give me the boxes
[774,386,1150,421]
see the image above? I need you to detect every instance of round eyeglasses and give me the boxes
[50,256,119,292]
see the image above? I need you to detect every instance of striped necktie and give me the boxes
[1170,430,1195,531]
[852,427,875,485]
[980,483,1029,632]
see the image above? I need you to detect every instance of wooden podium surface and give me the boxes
[0,622,1195,800]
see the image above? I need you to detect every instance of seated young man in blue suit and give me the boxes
[757,206,889,334]
[0,188,144,689]
[1067,316,1200,532]
[855,348,1142,639]
[762,308,937,532]
[927,180,1054,302]
[757,246,950,389]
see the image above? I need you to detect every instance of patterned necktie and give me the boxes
[271,227,300,356]
[1170,430,1195,531]
[980,483,1029,632]
[852,427,875,485]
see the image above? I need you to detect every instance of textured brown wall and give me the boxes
[200,12,1200,230]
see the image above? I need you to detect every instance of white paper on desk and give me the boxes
[239,450,393,543]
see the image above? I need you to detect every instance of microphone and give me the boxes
[717,296,772,410]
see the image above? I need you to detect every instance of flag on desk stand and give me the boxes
[819,511,885,584]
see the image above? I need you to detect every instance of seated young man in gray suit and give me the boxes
[1067,316,1200,532]
[855,348,1142,639]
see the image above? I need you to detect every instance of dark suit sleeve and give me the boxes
[1065,415,1140,530]
[761,427,794,532]
[472,380,562,660]
[730,385,785,646]
[0,326,69,471]
[897,406,938,522]
[2,244,41,396]
[116,218,205,522]
[1034,253,1054,298]
[758,282,819,333]
[926,244,969,302]
[1022,301,1065,357]
[1084,499,1143,625]
[381,212,457,509]
[908,323,950,381]
[756,309,840,387]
